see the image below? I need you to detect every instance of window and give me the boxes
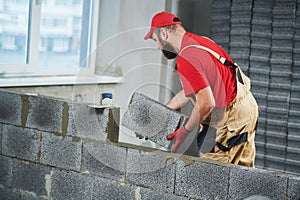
[0,0,99,75]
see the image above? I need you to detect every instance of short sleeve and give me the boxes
[177,49,211,96]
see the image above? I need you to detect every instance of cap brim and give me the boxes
[144,28,154,40]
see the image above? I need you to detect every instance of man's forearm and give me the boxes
[166,90,190,110]
[184,87,215,132]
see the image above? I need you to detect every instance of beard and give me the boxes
[161,42,178,60]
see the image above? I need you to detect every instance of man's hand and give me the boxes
[166,126,191,152]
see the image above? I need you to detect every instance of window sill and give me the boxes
[0,75,124,87]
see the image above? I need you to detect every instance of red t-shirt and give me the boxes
[176,32,237,108]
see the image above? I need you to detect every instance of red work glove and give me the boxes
[166,126,191,152]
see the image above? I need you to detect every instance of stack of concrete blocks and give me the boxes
[229,0,253,73]
[121,92,200,156]
[265,0,296,172]
[0,88,300,199]
[249,0,274,169]
[210,1,231,52]
[211,0,300,175]
[288,0,300,175]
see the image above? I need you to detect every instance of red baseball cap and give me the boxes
[144,11,181,40]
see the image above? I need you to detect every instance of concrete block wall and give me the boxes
[0,88,300,199]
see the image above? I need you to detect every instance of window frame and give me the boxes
[0,0,99,77]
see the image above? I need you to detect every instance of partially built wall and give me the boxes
[0,89,299,200]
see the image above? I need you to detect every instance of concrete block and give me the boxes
[175,159,230,199]
[140,188,188,200]
[265,155,286,172]
[229,166,288,199]
[0,89,22,126]
[0,187,20,200]
[266,119,287,133]
[27,95,64,133]
[68,103,120,142]
[82,141,126,180]
[92,177,135,200]
[2,124,40,161]
[287,134,300,148]
[285,159,300,175]
[287,176,300,200]
[126,149,176,193]
[0,156,12,186]
[121,92,188,148]
[40,133,82,171]
[11,160,51,196]
[50,170,93,200]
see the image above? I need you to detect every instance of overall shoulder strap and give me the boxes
[179,45,238,68]
[179,45,244,84]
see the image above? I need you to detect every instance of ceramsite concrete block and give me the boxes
[82,140,126,180]
[0,156,12,186]
[0,89,22,126]
[27,95,64,133]
[11,160,51,196]
[121,92,188,148]
[287,176,300,200]
[2,124,40,161]
[175,159,230,199]
[0,187,20,200]
[50,170,93,200]
[126,149,176,193]
[40,132,82,171]
[229,166,288,200]
[68,103,120,142]
[140,188,188,200]
[92,177,135,200]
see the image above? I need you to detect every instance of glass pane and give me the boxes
[0,0,30,64]
[39,0,92,68]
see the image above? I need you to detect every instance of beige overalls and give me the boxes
[202,68,259,167]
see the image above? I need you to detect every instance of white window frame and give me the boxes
[0,0,99,77]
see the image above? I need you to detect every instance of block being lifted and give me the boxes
[121,92,188,149]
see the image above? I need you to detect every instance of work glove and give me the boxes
[166,126,191,152]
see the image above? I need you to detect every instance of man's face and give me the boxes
[152,30,178,59]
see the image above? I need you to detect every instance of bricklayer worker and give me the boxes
[144,11,259,167]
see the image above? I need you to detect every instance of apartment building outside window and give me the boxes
[0,0,99,76]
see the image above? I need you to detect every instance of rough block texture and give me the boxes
[68,103,119,141]
[0,156,12,186]
[92,177,135,200]
[175,159,230,199]
[0,89,22,126]
[11,160,51,196]
[126,149,176,193]
[0,187,20,200]
[50,170,93,200]
[121,92,188,148]
[2,124,40,161]
[229,166,288,199]
[288,176,300,200]
[27,95,64,133]
[40,132,82,171]
[82,140,126,180]
[140,188,188,200]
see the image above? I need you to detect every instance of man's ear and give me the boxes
[160,28,168,41]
